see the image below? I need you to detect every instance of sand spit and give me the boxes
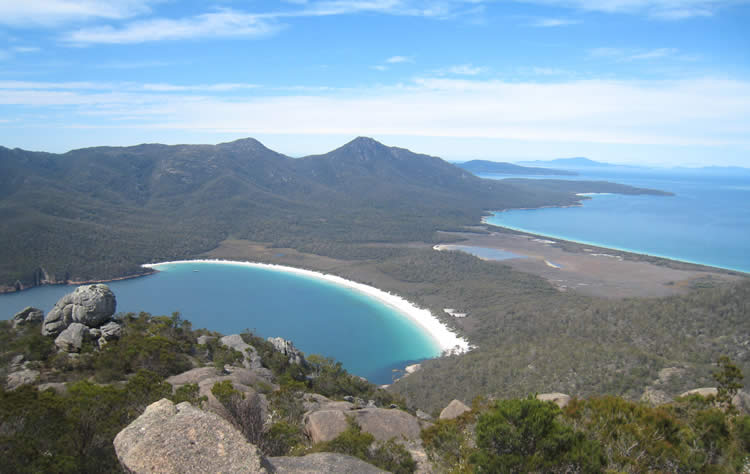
[142,259,470,356]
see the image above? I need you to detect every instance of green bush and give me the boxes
[472,397,604,473]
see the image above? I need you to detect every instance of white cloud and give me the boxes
[371,65,389,71]
[2,77,748,149]
[628,47,678,60]
[141,83,259,92]
[52,1,490,45]
[386,55,412,63]
[65,9,280,44]
[13,46,41,53]
[294,0,490,19]
[0,0,155,26]
[438,64,486,75]
[518,0,748,19]
[529,17,580,26]
[589,47,680,61]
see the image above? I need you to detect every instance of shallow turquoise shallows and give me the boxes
[0,262,440,384]
[482,168,750,274]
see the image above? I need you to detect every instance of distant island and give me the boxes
[455,159,577,176]
[516,157,636,169]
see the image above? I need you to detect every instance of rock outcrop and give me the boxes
[43,284,116,336]
[680,387,718,398]
[304,409,350,444]
[304,407,423,444]
[267,453,386,473]
[439,399,471,420]
[41,284,121,351]
[12,307,44,328]
[6,369,40,390]
[536,392,572,408]
[54,322,90,352]
[641,387,673,406]
[220,334,262,370]
[268,337,307,366]
[114,398,267,473]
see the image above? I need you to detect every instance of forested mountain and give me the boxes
[0,137,664,290]
[456,159,577,176]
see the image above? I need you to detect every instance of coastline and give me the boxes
[142,259,471,356]
[482,217,749,276]
[0,269,157,295]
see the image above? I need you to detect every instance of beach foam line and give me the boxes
[142,259,471,356]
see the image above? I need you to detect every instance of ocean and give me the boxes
[482,167,750,274]
[0,261,440,384]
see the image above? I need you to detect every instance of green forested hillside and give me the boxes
[0,137,664,289]
[381,249,750,411]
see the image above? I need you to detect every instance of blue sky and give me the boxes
[1,0,748,166]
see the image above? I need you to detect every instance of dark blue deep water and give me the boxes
[482,168,750,274]
[0,262,440,383]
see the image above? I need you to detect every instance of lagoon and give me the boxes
[0,261,450,384]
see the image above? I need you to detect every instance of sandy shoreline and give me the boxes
[142,259,471,356]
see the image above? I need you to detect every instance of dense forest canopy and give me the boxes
[0,137,668,290]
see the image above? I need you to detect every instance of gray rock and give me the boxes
[680,387,718,398]
[267,453,385,473]
[38,382,67,394]
[302,393,355,413]
[12,306,44,328]
[54,322,90,352]
[197,335,215,345]
[304,409,350,444]
[641,388,673,406]
[99,321,122,340]
[351,408,422,442]
[89,328,102,338]
[679,387,750,413]
[43,284,116,336]
[6,369,40,390]
[304,407,423,444]
[536,392,572,409]
[268,337,307,366]
[439,399,471,420]
[416,409,433,421]
[166,367,221,387]
[114,399,267,473]
[220,334,262,370]
[9,354,24,372]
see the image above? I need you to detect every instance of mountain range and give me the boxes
[0,137,667,290]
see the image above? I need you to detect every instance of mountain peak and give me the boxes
[341,136,387,150]
[218,137,273,153]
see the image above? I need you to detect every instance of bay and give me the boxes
[0,261,441,384]
[482,167,750,274]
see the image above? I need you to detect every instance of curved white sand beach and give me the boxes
[142,259,471,356]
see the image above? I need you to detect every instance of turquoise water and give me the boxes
[440,245,525,261]
[0,262,440,383]
[482,168,750,274]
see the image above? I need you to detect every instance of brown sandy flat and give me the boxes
[440,230,744,298]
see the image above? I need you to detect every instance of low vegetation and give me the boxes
[3,310,750,472]
[0,312,403,472]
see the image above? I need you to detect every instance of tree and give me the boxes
[471,397,604,473]
[714,356,744,412]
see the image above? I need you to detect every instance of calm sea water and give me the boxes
[0,262,440,383]
[482,168,750,274]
